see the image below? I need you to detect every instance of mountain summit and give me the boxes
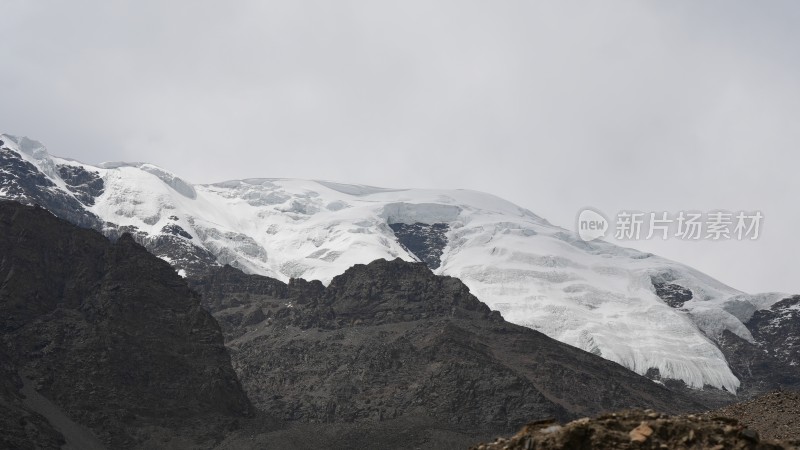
[0,133,795,395]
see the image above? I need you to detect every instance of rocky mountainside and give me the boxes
[188,260,704,445]
[0,346,66,450]
[707,390,800,442]
[0,201,251,449]
[1,133,798,398]
[712,296,800,402]
[748,296,800,368]
[0,137,101,229]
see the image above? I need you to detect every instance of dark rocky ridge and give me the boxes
[0,201,251,449]
[189,260,704,446]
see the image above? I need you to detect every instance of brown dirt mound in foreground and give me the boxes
[706,390,800,441]
[470,410,799,450]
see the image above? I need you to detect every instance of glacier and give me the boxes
[0,133,788,393]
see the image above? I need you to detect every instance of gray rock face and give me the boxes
[716,330,800,400]
[0,201,251,449]
[388,222,449,269]
[748,295,800,368]
[651,278,694,308]
[189,259,703,440]
[57,164,104,206]
[712,296,800,401]
[0,146,102,229]
[161,222,193,239]
[96,222,220,278]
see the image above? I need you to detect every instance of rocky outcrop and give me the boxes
[0,201,251,449]
[650,277,694,308]
[716,330,800,400]
[713,296,800,400]
[57,164,104,206]
[0,145,101,228]
[388,222,449,269]
[100,222,221,278]
[748,296,800,367]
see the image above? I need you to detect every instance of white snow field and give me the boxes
[1,134,788,393]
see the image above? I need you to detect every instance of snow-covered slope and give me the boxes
[0,134,788,393]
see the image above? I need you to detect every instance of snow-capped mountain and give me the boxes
[0,134,794,394]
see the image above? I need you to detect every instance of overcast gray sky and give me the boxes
[2,1,799,294]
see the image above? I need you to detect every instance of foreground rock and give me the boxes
[0,201,251,449]
[471,410,799,450]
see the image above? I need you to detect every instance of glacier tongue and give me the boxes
[1,134,789,393]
